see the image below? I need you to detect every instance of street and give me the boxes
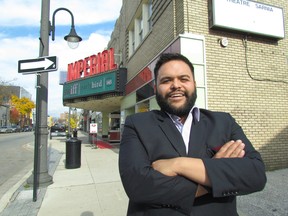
[0,132,34,200]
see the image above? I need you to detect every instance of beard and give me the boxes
[156,88,197,117]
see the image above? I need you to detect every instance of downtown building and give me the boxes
[63,0,287,170]
[0,85,32,126]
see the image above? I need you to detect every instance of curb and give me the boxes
[0,168,32,213]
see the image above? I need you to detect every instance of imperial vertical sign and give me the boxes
[18,56,58,74]
[66,48,117,82]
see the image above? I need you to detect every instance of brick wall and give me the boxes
[110,0,288,170]
[186,0,288,170]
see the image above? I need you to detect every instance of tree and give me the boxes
[70,112,78,129]
[10,95,35,126]
[70,117,77,129]
[10,107,20,124]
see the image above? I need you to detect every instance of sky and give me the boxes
[0,0,122,118]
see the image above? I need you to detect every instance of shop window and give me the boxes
[136,81,154,102]
[136,100,150,113]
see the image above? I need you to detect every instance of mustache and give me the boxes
[167,90,187,97]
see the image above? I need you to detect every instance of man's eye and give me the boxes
[181,78,189,82]
[181,77,190,82]
[161,79,170,83]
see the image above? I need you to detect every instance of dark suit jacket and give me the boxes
[119,109,266,216]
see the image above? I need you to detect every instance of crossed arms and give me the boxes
[119,112,266,212]
[152,140,246,197]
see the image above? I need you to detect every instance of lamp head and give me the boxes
[64,27,82,49]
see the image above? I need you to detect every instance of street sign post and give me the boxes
[18,56,58,74]
[18,55,57,201]
[90,123,98,134]
[90,123,98,148]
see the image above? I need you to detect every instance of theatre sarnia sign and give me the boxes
[67,48,117,82]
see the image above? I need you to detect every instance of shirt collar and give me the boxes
[167,106,200,123]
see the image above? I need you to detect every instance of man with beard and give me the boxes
[119,53,266,216]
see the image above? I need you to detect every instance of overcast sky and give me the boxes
[0,0,122,118]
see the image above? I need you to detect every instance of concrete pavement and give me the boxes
[0,131,128,216]
[0,131,287,216]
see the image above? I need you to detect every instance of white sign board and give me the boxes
[90,123,98,133]
[210,0,285,39]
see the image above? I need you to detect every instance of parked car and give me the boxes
[0,126,13,133]
[11,125,21,133]
[50,124,66,139]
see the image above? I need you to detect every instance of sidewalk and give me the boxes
[0,131,287,216]
[37,133,128,216]
[0,131,128,216]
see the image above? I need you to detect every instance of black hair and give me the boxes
[153,53,195,82]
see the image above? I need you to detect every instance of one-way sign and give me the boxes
[18,56,58,74]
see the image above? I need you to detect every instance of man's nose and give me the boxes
[171,79,181,89]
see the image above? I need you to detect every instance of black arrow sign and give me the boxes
[18,56,58,74]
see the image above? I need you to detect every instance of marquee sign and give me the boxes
[63,71,116,100]
[209,0,285,39]
[63,67,127,101]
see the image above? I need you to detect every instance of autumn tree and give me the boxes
[69,111,78,129]
[10,107,20,124]
[10,95,35,127]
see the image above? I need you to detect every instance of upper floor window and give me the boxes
[138,15,143,43]
[129,28,135,54]
[129,0,153,57]
[148,0,152,30]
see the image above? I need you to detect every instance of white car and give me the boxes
[0,126,13,133]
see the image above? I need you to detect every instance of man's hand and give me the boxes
[152,157,210,186]
[214,140,245,159]
[196,185,209,197]
[152,158,178,176]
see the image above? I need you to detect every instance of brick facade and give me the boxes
[108,0,288,170]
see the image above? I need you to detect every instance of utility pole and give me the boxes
[26,1,81,201]
[27,0,53,196]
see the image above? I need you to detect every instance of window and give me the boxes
[139,16,143,43]
[128,0,153,57]
[129,28,135,54]
[148,0,152,30]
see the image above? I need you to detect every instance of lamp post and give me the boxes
[27,0,82,202]
[51,8,82,49]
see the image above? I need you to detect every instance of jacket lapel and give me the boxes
[156,111,187,157]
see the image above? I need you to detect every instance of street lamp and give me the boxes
[27,0,82,202]
[50,7,82,49]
